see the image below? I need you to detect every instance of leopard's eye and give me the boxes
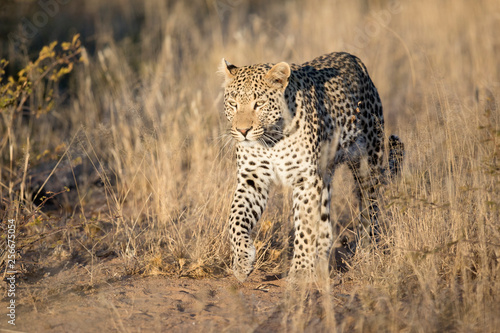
[255,100,266,108]
[228,100,238,108]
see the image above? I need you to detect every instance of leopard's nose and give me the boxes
[236,126,253,137]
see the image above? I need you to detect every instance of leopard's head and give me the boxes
[220,59,291,147]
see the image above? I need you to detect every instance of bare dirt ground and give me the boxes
[1,256,354,332]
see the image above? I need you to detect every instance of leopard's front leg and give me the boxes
[289,175,333,281]
[229,168,271,282]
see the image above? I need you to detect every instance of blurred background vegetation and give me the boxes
[0,0,499,331]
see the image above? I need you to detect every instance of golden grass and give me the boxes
[1,0,499,331]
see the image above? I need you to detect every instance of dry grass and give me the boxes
[1,0,499,331]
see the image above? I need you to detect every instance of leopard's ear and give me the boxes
[219,58,237,87]
[265,62,291,90]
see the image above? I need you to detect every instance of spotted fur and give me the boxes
[220,52,404,282]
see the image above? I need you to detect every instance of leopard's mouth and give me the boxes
[239,139,259,148]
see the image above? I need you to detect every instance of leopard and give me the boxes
[220,52,404,282]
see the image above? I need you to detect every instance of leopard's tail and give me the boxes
[388,134,405,177]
